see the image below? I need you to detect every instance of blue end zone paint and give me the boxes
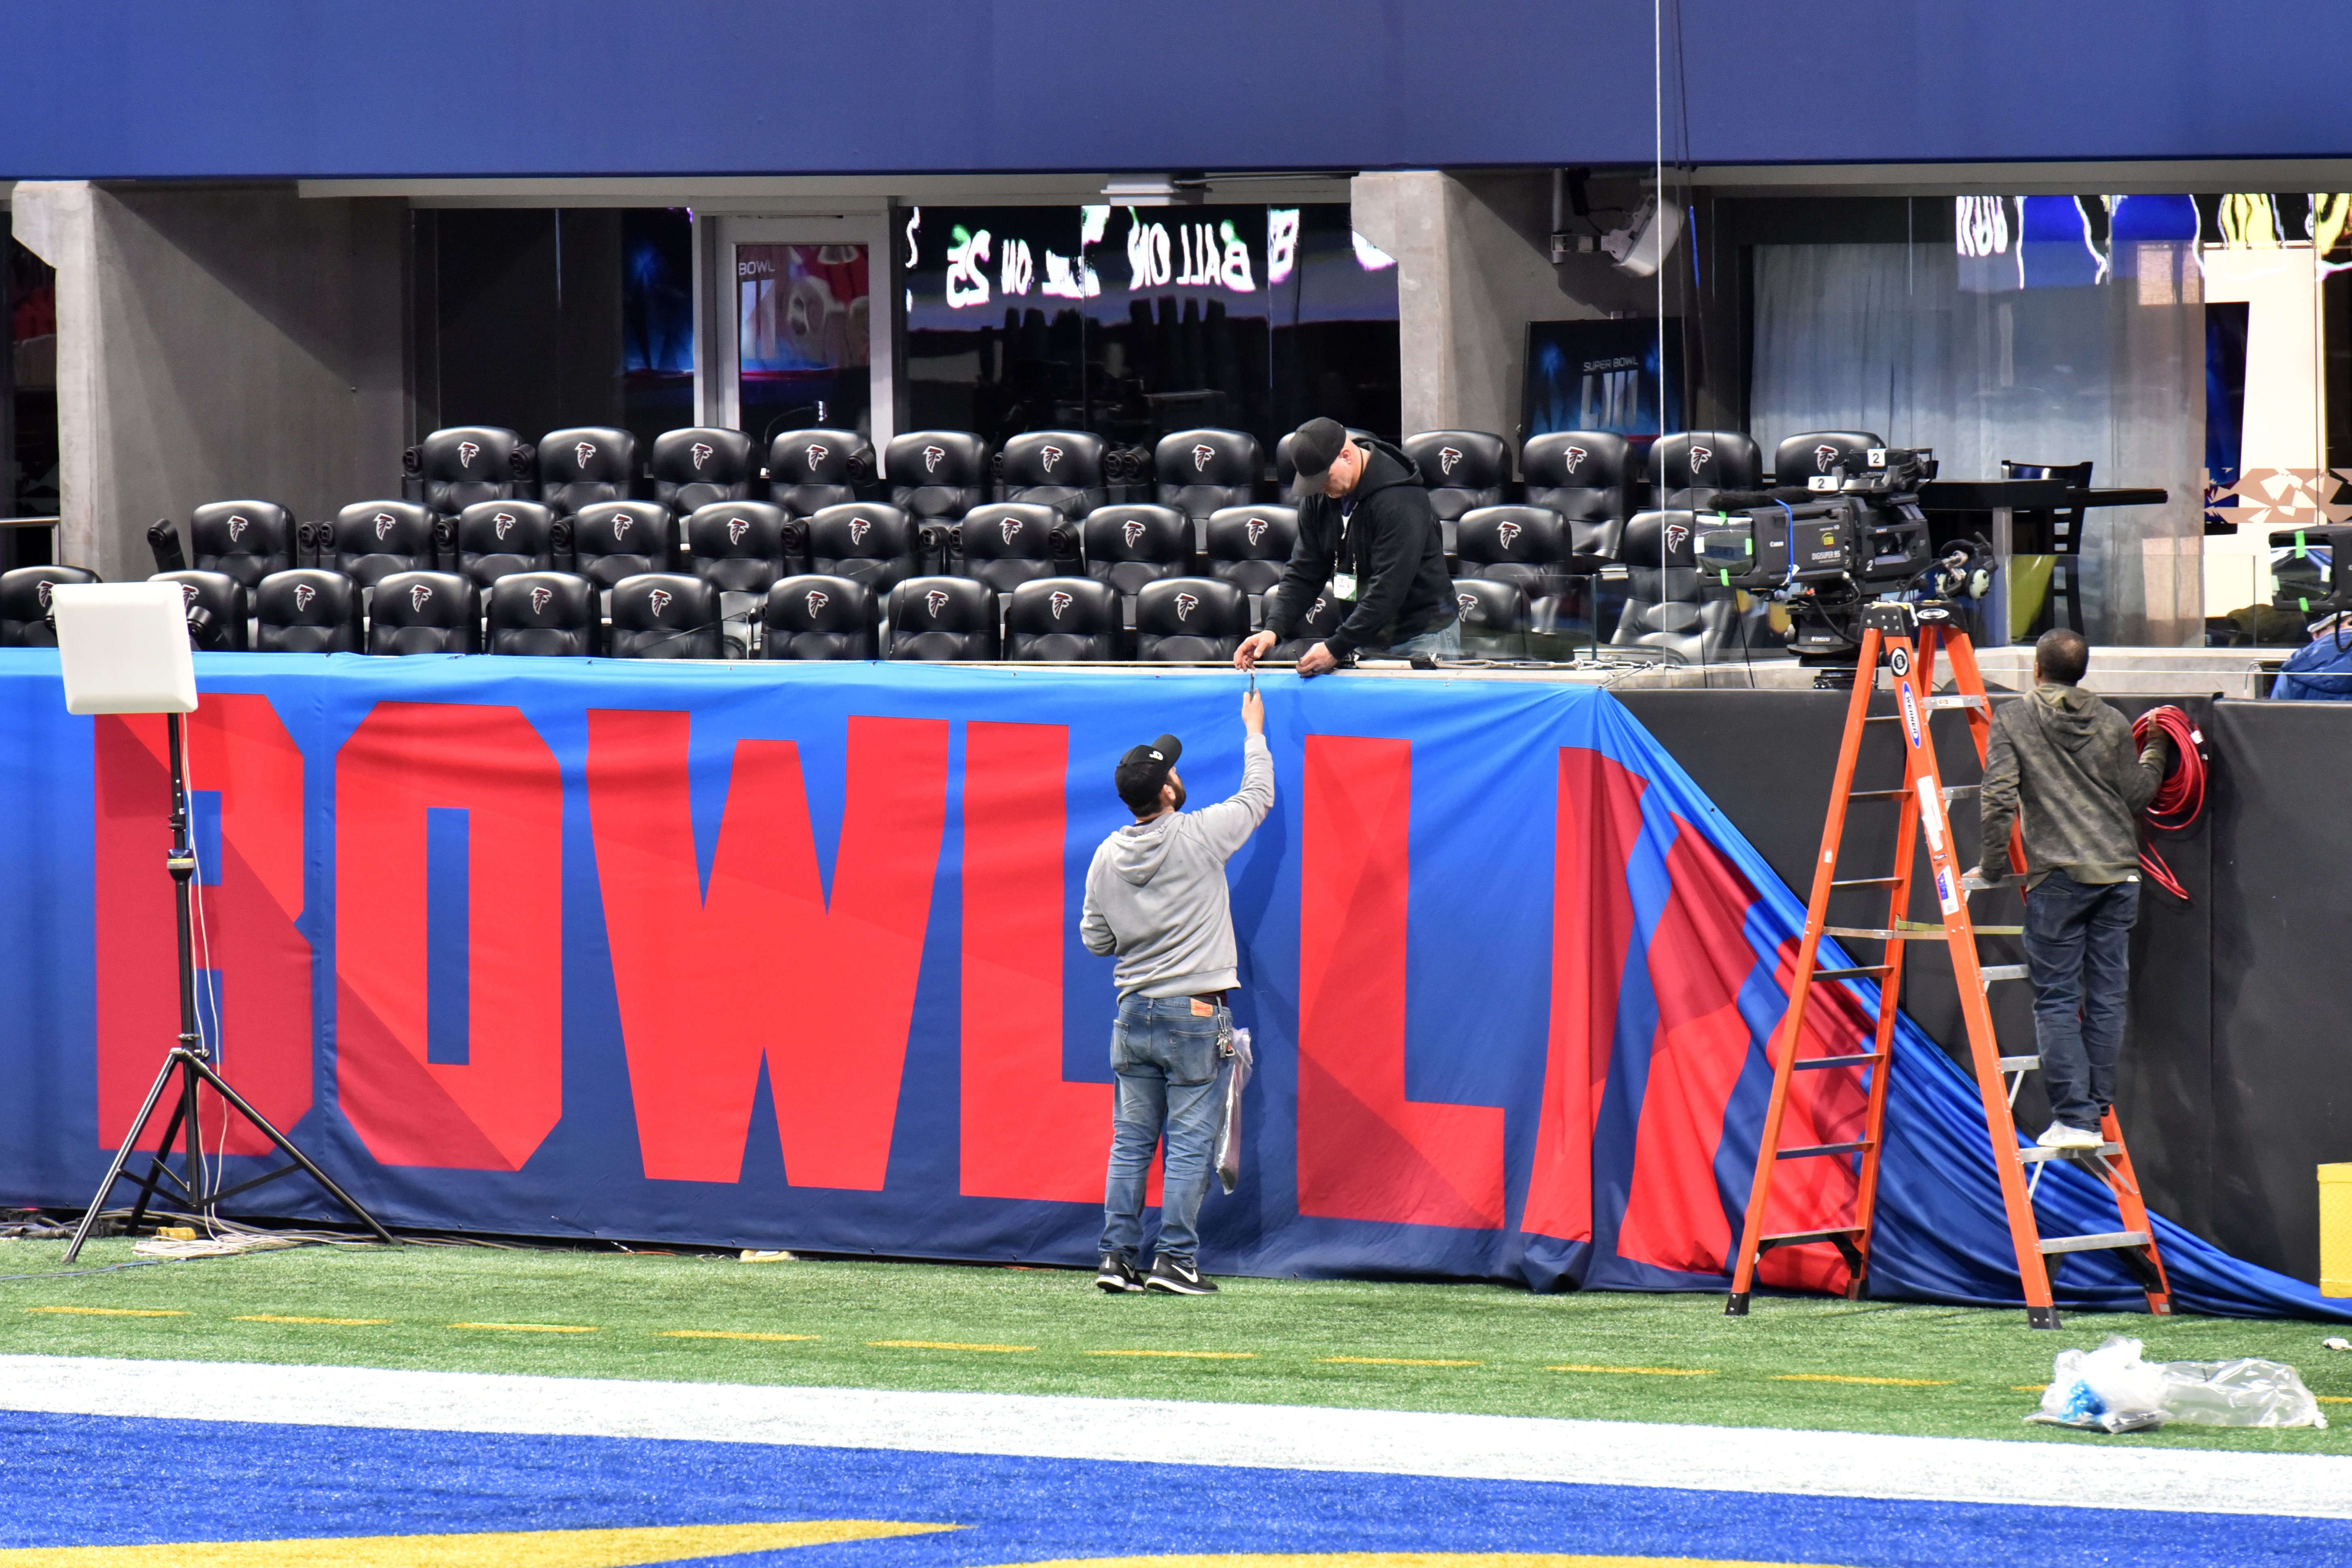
[190,789,222,886]
[426,806,469,1067]
[0,1412,2345,1566]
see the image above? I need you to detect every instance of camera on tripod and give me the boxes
[2269,525,2352,616]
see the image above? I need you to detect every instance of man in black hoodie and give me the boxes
[1971,629,2169,1152]
[1233,417,1458,676]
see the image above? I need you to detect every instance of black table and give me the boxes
[1915,483,2168,644]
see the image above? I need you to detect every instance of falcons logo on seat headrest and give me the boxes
[805,442,830,469]
[456,441,480,468]
[1688,445,1713,470]
[1664,522,1691,555]
[726,518,750,545]
[374,513,397,541]
[610,516,633,540]
[1309,596,1326,619]
[1814,443,1841,472]
[1438,446,1463,476]
[409,582,434,611]
[179,583,201,608]
[292,583,315,613]
[1049,589,1073,618]
[1192,444,1215,472]
[1174,591,1200,621]
[227,515,250,542]
[1039,444,1064,473]
[529,585,553,614]
[1457,591,1477,616]
[999,516,1023,545]
[648,588,672,617]
[921,445,946,473]
[491,512,516,539]
[804,588,829,616]
[847,517,872,546]
[924,589,950,618]
[1497,520,1522,549]
[1563,445,1588,474]
[575,441,597,469]
[35,580,53,610]
[1121,518,1146,548]
[690,441,714,470]
[1245,517,1268,547]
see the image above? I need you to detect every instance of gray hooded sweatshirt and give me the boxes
[1977,683,2168,887]
[1080,736,1275,998]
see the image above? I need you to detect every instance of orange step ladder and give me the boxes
[1724,601,2171,1330]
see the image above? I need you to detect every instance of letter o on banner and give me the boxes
[335,702,564,1170]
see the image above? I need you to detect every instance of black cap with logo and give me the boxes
[1285,417,1350,503]
[1114,734,1184,814]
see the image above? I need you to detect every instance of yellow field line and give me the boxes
[1322,1355,1482,1367]
[1547,1363,1712,1377]
[236,1315,390,1326]
[660,1330,819,1343]
[1774,1373,1954,1387]
[448,1322,599,1334]
[868,1339,1033,1353]
[1086,1348,1255,1359]
[2321,1396,2352,1404]
[25,1306,184,1318]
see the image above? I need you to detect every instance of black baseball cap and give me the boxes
[1286,417,1350,503]
[1114,734,1183,813]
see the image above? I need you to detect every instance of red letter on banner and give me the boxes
[960,721,1111,1201]
[94,697,311,1154]
[1298,734,1505,1229]
[1520,747,1650,1244]
[586,712,948,1188]
[336,702,564,1170]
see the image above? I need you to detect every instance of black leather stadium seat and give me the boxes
[653,427,756,517]
[1647,431,1762,509]
[487,571,599,657]
[1403,431,1510,522]
[959,502,1068,595]
[1155,428,1262,526]
[570,501,673,590]
[1772,430,1883,487]
[1135,577,1248,661]
[1083,504,1193,597]
[410,426,527,516]
[1204,505,1297,597]
[254,569,362,653]
[999,430,1107,519]
[807,502,919,595]
[887,575,998,660]
[190,501,294,588]
[536,427,636,516]
[609,572,719,659]
[1611,510,1734,664]
[368,571,479,655]
[764,574,876,660]
[886,431,989,521]
[1451,577,1529,659]
[769,428,866,516]
[334,501,439,588]
[456,499,555,589]
[150,570,248,651]
[0,565,99,647]
[1523,432,1631,559]
[1005,576,1123,661]
[1456,506,1568,601]
[685,501,791,593]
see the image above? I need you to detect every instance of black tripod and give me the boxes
[64,712,394,1262]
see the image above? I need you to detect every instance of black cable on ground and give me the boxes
[2133,704,2208,901]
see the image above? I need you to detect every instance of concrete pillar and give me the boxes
[11,181,407,584]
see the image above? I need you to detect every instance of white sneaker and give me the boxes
[2037,1122,2104,1150]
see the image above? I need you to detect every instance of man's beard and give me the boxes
[1168,778,1187,811]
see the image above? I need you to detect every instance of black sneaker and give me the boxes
[1096,1253,1145,1293]
[1145,1256,1217,1295]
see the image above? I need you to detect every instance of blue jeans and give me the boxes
[1101,993,1229,1266]
[1383,618,1461,659]
[2023,872,2139,1132]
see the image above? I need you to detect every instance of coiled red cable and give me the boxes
[2132,704,2207,901]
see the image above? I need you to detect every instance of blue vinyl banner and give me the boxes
[0,650,2334,1319]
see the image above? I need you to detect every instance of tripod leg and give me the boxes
[124,1079,195,1229]
[64,1049,193,1264]
[184,1056,396,1245]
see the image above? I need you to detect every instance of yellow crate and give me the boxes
[2324,1165,2352,1297]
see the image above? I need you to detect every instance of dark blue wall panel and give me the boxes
[0,2,2343,179]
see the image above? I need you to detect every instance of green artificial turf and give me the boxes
[1,1237,2346,1454]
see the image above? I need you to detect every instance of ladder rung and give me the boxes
[1822,926,1897,941]
[1969,924,2024,936]
[1793,1052,1886,1072]
[1863,714,1903,723]
[2019,1142,2121,1164]
[1777,1140,1873,1160]
[1761,1227,1864,1245]
[1814,965,1890,981]
[1846,789,1909,801]
[1830,877,1899,888]
[1941,782,1981,800]
[1997,1055,2041,1072]
[1926,693,1988,710]
[1977,964,2030,984]
[2039,1230,2150,1255]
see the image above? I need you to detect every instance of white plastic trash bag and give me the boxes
[1214,1026,1252,1194]
[2031,1335,2328,1432]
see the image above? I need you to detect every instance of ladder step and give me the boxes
[1814,965,1890,981]
[1998,1055,2041,1073]
[1977,964,2030,984]
[1776,1140,1874,1160]
[1969,924,2025,936]
[2019,1142,2121,1164]
[1863,714,1903,723]
[1941,782,1981,800]
[1761,1227,1864,1246]
[2039,1230,2150,1255]
[1823,926,1898,941]
[1830,877,1900,888]
[1926,694,1989,710]
[1846,789,1910,801]
[1793,1052,1886,1072]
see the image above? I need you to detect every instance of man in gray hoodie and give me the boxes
[1973,629,2169,1151]
[1080,689,1274,1295]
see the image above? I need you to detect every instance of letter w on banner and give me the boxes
[587,712,947,1187]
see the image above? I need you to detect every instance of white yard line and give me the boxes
[1,1354,2346,1520]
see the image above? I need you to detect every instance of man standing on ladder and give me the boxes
[1969,629,2170,1153]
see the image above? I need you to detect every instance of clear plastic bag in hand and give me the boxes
[1214,1026,1253,1194]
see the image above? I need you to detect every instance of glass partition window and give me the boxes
[735,242,870,445]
